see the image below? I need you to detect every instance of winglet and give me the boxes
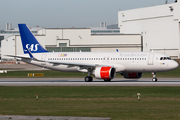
[26,48,36,60]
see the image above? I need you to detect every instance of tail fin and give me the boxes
[18,24,48,54]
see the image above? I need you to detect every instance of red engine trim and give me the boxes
[128,72,138,78]
[100,67,111,79]
[122,72,143,79]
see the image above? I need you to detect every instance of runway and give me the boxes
[0,78,180,86]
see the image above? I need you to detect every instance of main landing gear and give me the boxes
[84,69,93,82]
[85,76,93,82]
[152,72,158,82]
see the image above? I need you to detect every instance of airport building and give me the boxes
[118,1,180,58]
[1,26,141,59]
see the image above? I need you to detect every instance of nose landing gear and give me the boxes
[152,72,158,82]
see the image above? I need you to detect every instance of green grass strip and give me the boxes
[0,86,180,120]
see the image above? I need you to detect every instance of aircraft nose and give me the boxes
[171,61,179,70]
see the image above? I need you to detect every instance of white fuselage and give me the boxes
[20,51,178,73]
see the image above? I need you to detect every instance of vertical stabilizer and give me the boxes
[18,24,48,54]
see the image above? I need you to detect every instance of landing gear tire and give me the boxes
[152,72,158,82]
[152,78,158,82]
[104,79,111,82]
[85,76,93,82]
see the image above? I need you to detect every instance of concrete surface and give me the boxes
[0,78,180,86]
[0,115,111,120]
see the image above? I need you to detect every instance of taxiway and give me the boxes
[0,78,180,86]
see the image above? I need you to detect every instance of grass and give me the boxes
[0,67,180,78]
[0,86,180,120]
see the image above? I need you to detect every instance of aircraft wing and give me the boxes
[6,54,113,68]
[45,60,114,68]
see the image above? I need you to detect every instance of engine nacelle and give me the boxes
[93,67,116,79]
[122,72,143,79]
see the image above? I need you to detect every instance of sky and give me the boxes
[0,0,176,30]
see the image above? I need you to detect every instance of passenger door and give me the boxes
[148,54,154,65]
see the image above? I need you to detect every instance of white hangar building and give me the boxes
[118,1,180,59]
[1,27,141,59]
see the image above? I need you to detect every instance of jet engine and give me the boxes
[93,67,116,79]
[122,72,143,79]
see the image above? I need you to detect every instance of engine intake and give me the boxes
[93,67,116,79]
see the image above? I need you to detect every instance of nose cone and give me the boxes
[170,61,179,70]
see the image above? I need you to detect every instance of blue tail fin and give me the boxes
[18,24,48,54]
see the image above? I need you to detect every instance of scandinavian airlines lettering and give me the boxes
[25,44,39,52]
[120,53,147,57]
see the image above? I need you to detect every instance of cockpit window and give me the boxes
[160,57,171,60]
[167,57,171,60]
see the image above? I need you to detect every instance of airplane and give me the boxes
[7,24,179,82]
